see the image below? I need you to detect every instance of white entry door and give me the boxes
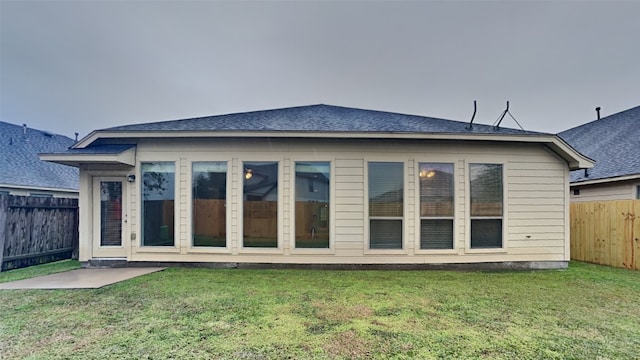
[93,178,127,258]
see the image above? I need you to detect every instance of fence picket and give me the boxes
[0,195,79,271]
[571,200,640,270]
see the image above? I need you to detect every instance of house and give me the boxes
[40,105,592,269]
[0,121,78,198]
[559,105,640,202]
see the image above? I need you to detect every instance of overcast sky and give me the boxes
[1,1,639,139]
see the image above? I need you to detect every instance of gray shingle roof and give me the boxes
[58,144,135,155]
[0,121,79,191]
[559,105,640,183]
[101,104,546,136]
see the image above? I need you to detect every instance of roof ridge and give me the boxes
[100,104,545,135]
[559,104,640,135]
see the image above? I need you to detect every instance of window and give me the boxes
[636,185,640,199]
[100,181,122,247]
[470,164,503,248]
[141,162,175,246]
[295,162,330,248]
[419,163,454,249]
[192,162,227,247]
[243,161,278,248]
[368,162,403,249]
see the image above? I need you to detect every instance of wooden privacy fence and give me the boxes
[0,194,79,271]
[571,200,640,270]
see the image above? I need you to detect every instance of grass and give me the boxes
[0,259,80,283]
[0,262,639,359]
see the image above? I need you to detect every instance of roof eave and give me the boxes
[71,130,593,170]
[571,173,640,186]
[0,183,79,193]
[39,147,136,168]
[543,138,594,170]
[74,129,551,144]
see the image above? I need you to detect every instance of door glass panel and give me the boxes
[100,181,122,246]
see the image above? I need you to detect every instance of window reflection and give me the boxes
[243,162,278,247]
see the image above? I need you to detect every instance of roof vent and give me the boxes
[43,131,55,137]
[493,101,525,131]
[22,124,27,135]
[596,106,601,120]
[466,100,477,130]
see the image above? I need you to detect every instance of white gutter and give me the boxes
[0,183,78,193]
[70,130,594,170]
[40,146,136,167]
[571,173,640,186]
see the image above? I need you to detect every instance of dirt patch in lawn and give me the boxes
[323,329,372,359]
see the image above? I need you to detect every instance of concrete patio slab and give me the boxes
[0,267,166,290]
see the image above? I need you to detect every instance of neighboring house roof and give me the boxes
[0,121,79,191]
[559,105,640,184]
[40,104,593,170]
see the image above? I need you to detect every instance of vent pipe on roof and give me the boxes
[596,107,601,120]
[494,101,509,129]
[22,124,27,135]
[466,100,477,130]
[75,132,79,142]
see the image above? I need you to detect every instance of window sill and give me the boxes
[188,247,232,254]
[134,246,180,253]
[363,249,409,255]
[464,248,507,254]
[290,247,335,255]
[415,249,459,255]
[237,247,284,255]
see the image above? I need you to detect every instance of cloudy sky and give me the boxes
[1,1,639,139]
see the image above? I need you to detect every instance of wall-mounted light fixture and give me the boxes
[127,174,136,183]
[244,169,253,180]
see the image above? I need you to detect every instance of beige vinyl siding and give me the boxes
[507,155,567,257]
[80,138,570,264]
[570,180,638,202]
[334,158,365,255]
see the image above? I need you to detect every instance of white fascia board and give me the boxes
[0,183,79,193]
[544,138,594,170]
[40,147,136,167]
[571,173,640,186]
[71,130,593,169]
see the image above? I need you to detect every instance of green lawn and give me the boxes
[1,261,639,359]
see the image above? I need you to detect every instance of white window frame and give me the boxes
[364,159,408,254]
[91,176,128,259]
[187,159,232,254]
[466,161,507,253]
[136,160,180,253]
[289,159,336,255]
[414,161,458,254]
[238,158,284,254]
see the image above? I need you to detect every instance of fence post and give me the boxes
[0,194,8,271]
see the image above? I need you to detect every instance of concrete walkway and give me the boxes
[0,267,165,290]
